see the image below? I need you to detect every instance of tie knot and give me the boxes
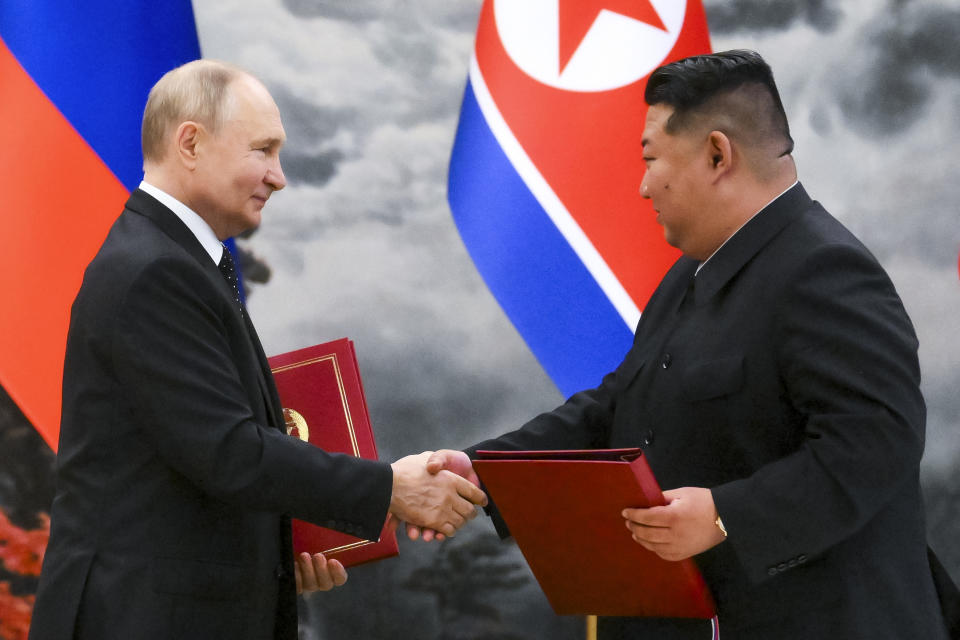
[218,244,242,307]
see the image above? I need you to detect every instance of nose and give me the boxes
[640,178,651,199]
[266,155,286,191]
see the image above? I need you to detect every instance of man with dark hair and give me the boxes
[427,50,952,638]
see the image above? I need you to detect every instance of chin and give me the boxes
[242,211,262,233]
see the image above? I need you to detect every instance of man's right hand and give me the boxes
[406,449,481,542]
[389,451,487,538]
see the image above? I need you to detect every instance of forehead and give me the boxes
[224,76,286,142]
[641,104,674,147]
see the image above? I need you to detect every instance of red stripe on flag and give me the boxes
[0,38,129,451]
[475,1,711,310]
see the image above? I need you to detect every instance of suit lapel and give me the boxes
[692,183,812,306]
[126,189,284,431]
[241,310,285,430]
[617,257,699,387]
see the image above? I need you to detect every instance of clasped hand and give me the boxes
[622,486,727,561]
[295,551,347,594]
[389,451,487,539]
[415,451,727,559]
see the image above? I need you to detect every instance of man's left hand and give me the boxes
[622,487,726,561]
[294,552,347,594]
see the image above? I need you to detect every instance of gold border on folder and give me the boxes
[273,352,375,552]
[272,353,361,457]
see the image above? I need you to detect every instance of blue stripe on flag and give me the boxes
[448,80,634,398]
[0,1,201,190]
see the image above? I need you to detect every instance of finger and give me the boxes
[425,450,447,474]
[451,496,479,521]
[297,552,318,592]
[445,471,488,506]
[442,508,467,532]
[406,523,421,540]
[630,534,686,562]
[422,528,436,542]
[622,506,671,527]
[310,553,334,591]
[626,519,673,544]
[295,557,303,594]
[329,559,347,587]
[438,521,457,538]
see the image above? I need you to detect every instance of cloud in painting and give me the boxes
[831,3,960,136]
[704,0,842,34]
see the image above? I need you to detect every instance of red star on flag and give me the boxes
[558,0,668,74]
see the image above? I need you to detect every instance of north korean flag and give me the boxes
[449,0,712,397]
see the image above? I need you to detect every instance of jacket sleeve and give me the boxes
[711,242,925,584]
[464,348,627,537]
[113,255,392,541]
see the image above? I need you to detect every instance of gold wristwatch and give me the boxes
[715,514,728,538]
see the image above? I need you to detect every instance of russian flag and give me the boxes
[448,0,712,397]
[0,2,202,451]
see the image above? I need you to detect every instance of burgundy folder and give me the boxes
[268,338,398,567]
[473,449,716,617]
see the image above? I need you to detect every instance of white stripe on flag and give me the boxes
[467,54,642,332]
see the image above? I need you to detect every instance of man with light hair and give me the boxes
[29,60,486,640]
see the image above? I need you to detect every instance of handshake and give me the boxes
[388,449,482,541]
[296,449,477,593]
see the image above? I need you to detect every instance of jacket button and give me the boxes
[642,429,655,446]
[797,554,807,564]
[660,353,672,369]
[767,566,778,576]
[275,564,287,580]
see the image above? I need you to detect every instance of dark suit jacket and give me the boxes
[29,190,393,640]
[469,184,950,639]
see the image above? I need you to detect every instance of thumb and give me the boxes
[425,450,448,474]
[384,512,399,535]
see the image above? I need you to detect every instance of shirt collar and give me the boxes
[696,180,799,276]
[139,180,223,265]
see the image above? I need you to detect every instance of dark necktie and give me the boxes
[217,243,243,309]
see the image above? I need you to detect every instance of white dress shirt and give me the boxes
[138,180,223,265]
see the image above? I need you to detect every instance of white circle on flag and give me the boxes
[493,0,687,92]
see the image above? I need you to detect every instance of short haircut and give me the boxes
[645,49,794,158]
[141,59,245,162]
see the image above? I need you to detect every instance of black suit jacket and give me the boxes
[469,184,950,639]
[29,190,393,640]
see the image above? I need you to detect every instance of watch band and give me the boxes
[715,514,728,538]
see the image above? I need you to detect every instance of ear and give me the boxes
[175,121,202,170]
[706,130,733,177]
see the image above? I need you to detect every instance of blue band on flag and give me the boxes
[449,80,634,398]
[0,1,201,190]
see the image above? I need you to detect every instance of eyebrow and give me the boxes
[253,136,285,148]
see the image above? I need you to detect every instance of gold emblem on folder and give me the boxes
[283,408,310,443]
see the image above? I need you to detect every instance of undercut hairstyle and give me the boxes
[645,50,794,160]
[141,59,245,162]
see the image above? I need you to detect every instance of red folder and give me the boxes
[268,338,398,567]
[473,449,716,618]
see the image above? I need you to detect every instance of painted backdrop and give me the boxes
[1,1,958,638]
